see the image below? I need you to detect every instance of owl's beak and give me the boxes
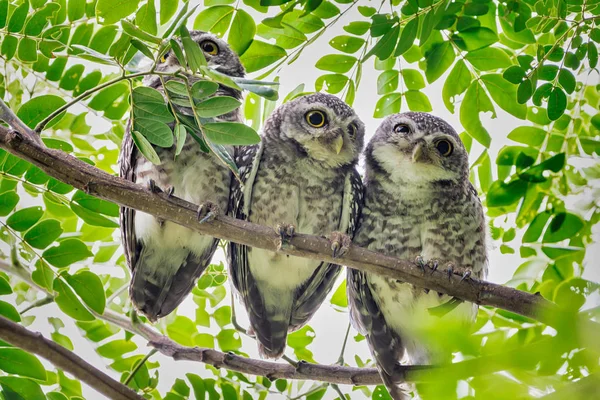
[412,142,429,163]
[332,135,344,154]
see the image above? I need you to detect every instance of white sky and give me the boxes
[4,2,600,399]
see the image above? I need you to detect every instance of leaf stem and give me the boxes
[124,348,158,386]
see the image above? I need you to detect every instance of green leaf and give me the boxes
[0,349,46,380]
[213,306,232,327]
[193,5,234,37]
[70,202,119,228]
[31,259,54,291]
[96,0,140,24]
[0,377,45,400]
[377,70,398,95]
[17,37,38,62]
[174,124,187,158]
[65,271,106,314]
[160,0,177,25]
[0,0,7,29]
[315,54,356,73]
[96,339,137,359]
[135,118,174,147]
[465,47,512,70]
[202,122,260,145]
[17,95,67,129]
[401,69,425,90]
[517,79,533,104]
[239,40,286,73]
[136,0,157,35]
[394,18,417,56]
[6,206,43,231]
[547,87,567,121]
[329,35,365,54]
[374,93,402,118]
[43,238,93,268]
[0,192,19,216]
[507,126,546,147]
[181,27,207,72]
[344,21,370,35]
[195,96,242,118]
[134,101,174,123]
[167,316,197,346]
[228,9,255,55]
[404,91,432,112]
[486,179,528,207]
[503,65,526,84]
[458,27,497,51]
[425,41,455,83]
[460,81,494,147]
[1,34,17,59]
[7,2,28,32]
[0,276,11,295]
[132,130,161,165]
[558,69,576,94]
[53,279,95,321]
[442,60,472,113]
[330,280,347,308]
[481,74,527,119]
[68,0,86,21]
[0,300,20,322]
[24,219,63,249]
[364,24,399,61]
[216,329,242,351]
[72,191,119,217]
[542,213,584,243]
[315,74,349,94]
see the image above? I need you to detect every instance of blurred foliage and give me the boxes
[0,0,599,399]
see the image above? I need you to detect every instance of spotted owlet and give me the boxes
[347,112,487,399]
[119,31,245,321]
[228,93,364,358]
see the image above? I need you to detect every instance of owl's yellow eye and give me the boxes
[200,40,219,55]
[435,139,453,156]
[160,55,167,63]
[305,110,326,128]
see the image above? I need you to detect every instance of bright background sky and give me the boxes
[5,3,600,399]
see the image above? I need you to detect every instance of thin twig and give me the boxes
[0,315,144,400]
[124,348,158,386]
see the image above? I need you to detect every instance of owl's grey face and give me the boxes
[272,93,364,168]
[160,31,245,77]
[367,112,469,184]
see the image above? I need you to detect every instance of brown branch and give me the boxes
[0,315,144,400]
[0,99,42,145]
[0,125,587,330]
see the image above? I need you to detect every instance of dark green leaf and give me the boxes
[364,24,399,60]
[195,96,242,118]
[132,130,161,165]
[0,192,19,216]
[465,47,512,71]
[547,87,567,121]
[17,95,67,129]
[558,69,576,94]
[31,259,54,291]
[458,27,497,51]
[6,206,43,231]
[239,40,286,73]
[543,213,584,243]
[0,300,20,322]
[43,238,93,268]
[0,377,45,400]
[0,349,46,380]
[0,276,11,295]
[181,26,207,72]
[425,41,455,83]
[481,74,527,119]
[7,2,28,32]
[394,18,417,56]
[517,79,533,104]
[228,9,255,55]
[135,118,174,147]
[53,279,95,321]
[202,122,260,145]
[487,180,528,207]
[24,219,63,249]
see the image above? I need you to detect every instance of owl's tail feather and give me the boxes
[380,370,411,400]
[130,248,212,321]
[250,311,289,359]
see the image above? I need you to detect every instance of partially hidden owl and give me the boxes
[119,31,245,321]
[228,93,365,358]
[347,112,487,399]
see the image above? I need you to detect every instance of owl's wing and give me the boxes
[227,144,273,345]
[347,268,407,398]
[288,169,364,330]
[119,124,140,274]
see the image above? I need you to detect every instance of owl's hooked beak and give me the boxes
[411,142,431,163]
[332,135,344,154]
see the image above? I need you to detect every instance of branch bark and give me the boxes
[0,315,144,400]
[0,125,579,329]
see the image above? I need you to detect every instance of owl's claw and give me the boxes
[330,231,351,259]
[166,186,175,197]
[276,224,296,250]
[429,259,439,274]
[415,255,427,273]
[459,269,472,283]
[446,263,455,281]
[147,179,159,193]
[197,201,219,224]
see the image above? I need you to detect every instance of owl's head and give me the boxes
[366,112,469,185]
[266,93,364,168]
[159,31,245,78]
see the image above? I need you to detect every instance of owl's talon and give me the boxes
[166,186,175,197]
[276,224,296,249]
[459,269,472,283]
[197,201,219,223]
[329,231,351,259]
[446,263,455,281]
[147,179,159,193]
[415,255,427,273]
[429,259,439,275]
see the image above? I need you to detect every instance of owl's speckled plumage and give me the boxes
[347,112,487,399]
[119,31,244,321]
[228,93,364,358]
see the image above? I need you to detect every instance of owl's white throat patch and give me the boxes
[372,145,456,184]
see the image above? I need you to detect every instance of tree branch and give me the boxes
[0,100,42,145]
[0,315,144,400]
[0,124,589,332]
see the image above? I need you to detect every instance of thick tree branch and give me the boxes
[0,315,144,400]
[0,125,589,332]
[0,101,42,144]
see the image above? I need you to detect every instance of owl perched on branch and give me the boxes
[228,93,364,358]
[119,31,244,321]
[347,112,487,399]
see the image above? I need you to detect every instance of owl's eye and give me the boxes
[348,123,358,138]
[435,139,453,156]
[200,40,219,55]
[305,110,327,128]
[160,55,167,63]
[393,123,410,134]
